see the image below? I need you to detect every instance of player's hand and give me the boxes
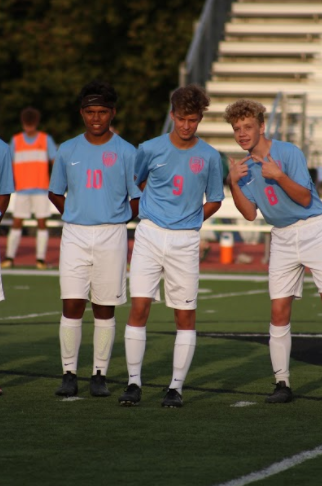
[252,153,282,180]
[228,156,250,184]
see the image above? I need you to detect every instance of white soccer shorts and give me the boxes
[269,214,322,300]
[60,222,127,305]
[130,219,200,310]
[13,193,51,219]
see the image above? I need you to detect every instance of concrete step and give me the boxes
[206,100,308,115]
[225,22,322,37]
[197,122,236,136]
[206,81,322,96]
[218,41,322,57]
[231,3,322,18]
[212,61,321,77]
[209,142,245,156]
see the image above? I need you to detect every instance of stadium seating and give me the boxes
[197,0,322,167]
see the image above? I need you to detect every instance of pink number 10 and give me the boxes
[86,169,103,189]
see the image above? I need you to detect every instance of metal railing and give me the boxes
[180,0,234,87]
[266,92,307,153]
[162,0,234,134]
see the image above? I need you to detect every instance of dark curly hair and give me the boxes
[171,84,210,115]
[78,80,118,107]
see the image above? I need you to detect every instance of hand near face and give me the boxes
[252,153,282,180]
[228,155,251,183]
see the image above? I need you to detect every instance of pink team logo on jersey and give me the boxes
[189,157,204,174]
[102,152,117,167]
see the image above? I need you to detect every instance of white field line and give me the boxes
[1,268,316,284]
[0,289,266,322]
[204,332,322,338]
[213,445,322,486]
[0,307,93,322]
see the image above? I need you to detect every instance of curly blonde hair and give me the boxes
[223,99,266,125]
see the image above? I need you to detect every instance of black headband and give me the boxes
[81,95,115,109]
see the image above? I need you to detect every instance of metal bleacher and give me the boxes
[195,0,322,165]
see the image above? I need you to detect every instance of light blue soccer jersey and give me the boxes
[49,133,141,225]
[0,139,15,195]
[135,134,224,230]
[239,139,322,227]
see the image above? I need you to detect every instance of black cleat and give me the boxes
[90,371,111,397]
[118,383,142,406]
[161,388,183,408]
[265,381,293,404]
[55,371,78,397]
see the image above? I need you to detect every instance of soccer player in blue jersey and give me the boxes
[118,84,225,408]
[224,99,322,403]
[0,138,15,396]
[49,80,141,398]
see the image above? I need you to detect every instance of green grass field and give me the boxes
[1,271,322,486]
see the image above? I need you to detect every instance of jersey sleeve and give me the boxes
[47,135,58,161]
[134,145,150,186]
[205,151,225,202]
[9,138,15,159]
[0,143,15,194]
[283,144,312,189]
[239,181,257,205]
[125,147,141,199]
[49,146,67,195]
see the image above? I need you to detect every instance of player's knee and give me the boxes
[63,299,87,319]
[129,298,151,325]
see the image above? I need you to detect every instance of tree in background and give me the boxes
[0,0,203,146]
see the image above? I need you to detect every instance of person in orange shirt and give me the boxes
[1,107,57,269]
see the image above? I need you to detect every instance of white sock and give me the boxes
[169,330,196,394]
[125,324,146,387]
[36,229,49,260]
[93,317,115,376]
[269,323,291,387]
[6,228,22,259]
[59,315,82,374]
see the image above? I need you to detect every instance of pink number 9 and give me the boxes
[173,175,183,196]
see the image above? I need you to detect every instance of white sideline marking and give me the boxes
[230,401,256,408]
[198,289,267,300]
[60,397,85,402]
[0,289,266,322]
[0,311,62,321]
[0,307,93,322]
[2,269,316,285]
[213,445,322,486]
[205,332,322,339]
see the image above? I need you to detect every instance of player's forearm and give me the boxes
[48,191,65,215]
[129,198,140,220]
[276,173,311,207]
[203,201,222,220]
[229,182,257,221]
